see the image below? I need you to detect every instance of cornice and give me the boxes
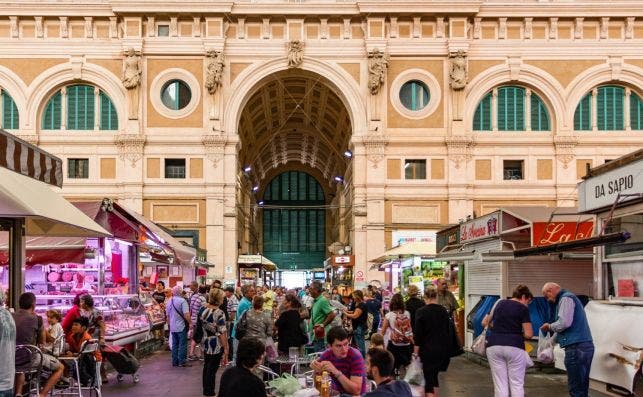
[0,41,123,57]
[356,1,482,15]
[110,1,233,14]
[0,2,113,17]
[230,2,359,16]
[477,2,643,18]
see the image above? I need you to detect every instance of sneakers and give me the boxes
[178,363,193,367]
[188,355,199,361]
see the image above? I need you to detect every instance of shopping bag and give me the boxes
[537,329,555,364]
[266,337,278,363]
[471,332,487,356]
[404,356,425,387]
[268,373,301,397]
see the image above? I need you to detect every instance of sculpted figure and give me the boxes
[367,48,389,95]
[205,50,225,95]
[287,40,304,68]
[122,48,142,89]
[449,50,468,90]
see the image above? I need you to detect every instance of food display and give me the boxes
[35,294,151,345]
[41,263,99,294]
[139,292,166,330]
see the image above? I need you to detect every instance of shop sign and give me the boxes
[578,159,643,212]
[334,255,351,264]
[238,254,262,264]
[392,230,437,246]
[436,226,460,252]
[355,270,365,282]
[532,221,595,247]
[459,212,500,243]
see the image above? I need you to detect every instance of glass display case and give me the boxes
[35,294,151,345]
[139,292,166,330]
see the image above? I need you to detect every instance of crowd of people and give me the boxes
[0,279,595,397]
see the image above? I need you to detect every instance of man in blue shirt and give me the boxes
[166,286,191,367]
[363,348,412,397]
[232,284,255,362]
[541,282,594,397]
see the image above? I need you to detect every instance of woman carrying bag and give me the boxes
[198,288,229,397]
[482,284,534,397]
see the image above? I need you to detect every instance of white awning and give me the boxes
[369,241,436,263]
[0,167,110,237]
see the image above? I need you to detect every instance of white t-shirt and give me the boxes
[44,322,64,356]
[385,310,412,346]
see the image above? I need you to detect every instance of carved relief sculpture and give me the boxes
[367,48,389,95]
[362,127,389,168]
[205,49,225,95]
[9,17,18,38]
[287,40,304,68]
[115,134,146,167]
[202,129,227,167]
[449,50,468,90]
[122,48,142,120]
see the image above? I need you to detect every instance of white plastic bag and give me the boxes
[404,356,425,387]
[537,329,555,364]
[471,332,487,356]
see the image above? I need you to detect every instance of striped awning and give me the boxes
[0,129,63,187]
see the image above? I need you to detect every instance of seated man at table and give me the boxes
[311,326,367,396]
[13,292,64,397]
[363,348,412,397]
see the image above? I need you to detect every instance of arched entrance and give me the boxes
[234,67,356,278]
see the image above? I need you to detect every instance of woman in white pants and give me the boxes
[482,285,534,397]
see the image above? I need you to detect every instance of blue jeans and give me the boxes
[564,341,594,397]
[313,338,326,353]
[353,325,366,357]
[171,329,188,366]
[0,389,13,397]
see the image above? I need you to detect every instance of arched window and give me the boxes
[41,85,118,130]
[574,85,643,131]
[262,171,325,270]
[473,86,550,131]
[1,90,19,129]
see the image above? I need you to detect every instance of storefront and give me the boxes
[575,149,643,395]
[437,207,596,351]
[369,240,440,293]
[325,255,355,301]
[237,254,277,286]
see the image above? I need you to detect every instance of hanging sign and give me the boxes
[532,221,595,247]
[459,212,500,243]
[578,158,643,212]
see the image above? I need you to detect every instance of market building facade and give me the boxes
[1,0,642,284]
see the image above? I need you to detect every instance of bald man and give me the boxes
[541,282,594,397]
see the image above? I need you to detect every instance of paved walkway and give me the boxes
[102,351,611,397]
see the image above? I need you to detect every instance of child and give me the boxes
[44,309,64,356]
[370,333,385,350]
[66,317,102,362]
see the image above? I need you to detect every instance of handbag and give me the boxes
[193,308,204,343]
[234,310,249,340]
[471,299,502,356]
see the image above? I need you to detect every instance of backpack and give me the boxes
[234,309,249,340]
[390,312,412,345]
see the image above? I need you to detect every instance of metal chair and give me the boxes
[15,344,43,397]
[54,339,102,397]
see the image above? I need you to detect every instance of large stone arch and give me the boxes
[0,66,29,129]
[464,62,566,132]
[25,62,127,131]
[223,57,367,139]
[565,62,643,128]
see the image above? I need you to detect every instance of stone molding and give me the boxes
[362,129,389,168]
[445,135,475,169]
[114,133,146,167]
[553,134,579,169]
[201,132,227,167]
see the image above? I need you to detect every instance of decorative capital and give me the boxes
[202,131,227,167]
[445,135,475,169]
[362,129,389,168]
[367,48,390,95]
[554,135,579,169]
[114,134,146,167]
[287,40,304,68]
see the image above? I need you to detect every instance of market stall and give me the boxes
[0,129,111,307]
[324,254,354,302]
[570,149,642,395]
[237,254,277,286]
[436,207,596,351]
[369,242,443,293]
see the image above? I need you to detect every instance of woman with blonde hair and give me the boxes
[343,290,368,357]
[200,288,229,397]
[405,284,424,335]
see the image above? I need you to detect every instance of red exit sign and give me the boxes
[532,221,595,247]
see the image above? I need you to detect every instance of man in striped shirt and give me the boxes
[188,285,207,360]
[311,326,367,396]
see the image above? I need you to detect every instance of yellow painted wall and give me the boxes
[468,60,504,82]
[146,58,203,128]
[387,59,444,128]
[537,159,553,180]
[476,159,491,180]
[387,159,401,179]
[147,158,160,178]
[474,200,557,216]
[431,159,445,179]
[190,158,203,178]
[87,59,121,81]
[100,158,116,179]
[230,63,252,84]
[338,63,360,84]
[384,199,448,226]
[525,60,602,88]
[0,58,66,86]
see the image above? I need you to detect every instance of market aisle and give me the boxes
[102,351,611,397]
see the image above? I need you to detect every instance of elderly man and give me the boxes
[436,278,458,318]
[232,284,255,362]
[541,282,594,397]
[166,286,191,367]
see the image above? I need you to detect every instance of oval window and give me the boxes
[399,80,430,111]
[161,80,192,110]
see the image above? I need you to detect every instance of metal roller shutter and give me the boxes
[507,259,594,297]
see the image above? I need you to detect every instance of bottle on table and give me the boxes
[314,372,322,391]
[321,371,331,397]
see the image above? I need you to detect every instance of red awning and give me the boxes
[0,235,85,266]
[72,201,139,242]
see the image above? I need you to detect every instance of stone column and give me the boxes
[222,138,240,281]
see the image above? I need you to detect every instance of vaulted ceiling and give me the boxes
[238,69,352,186]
